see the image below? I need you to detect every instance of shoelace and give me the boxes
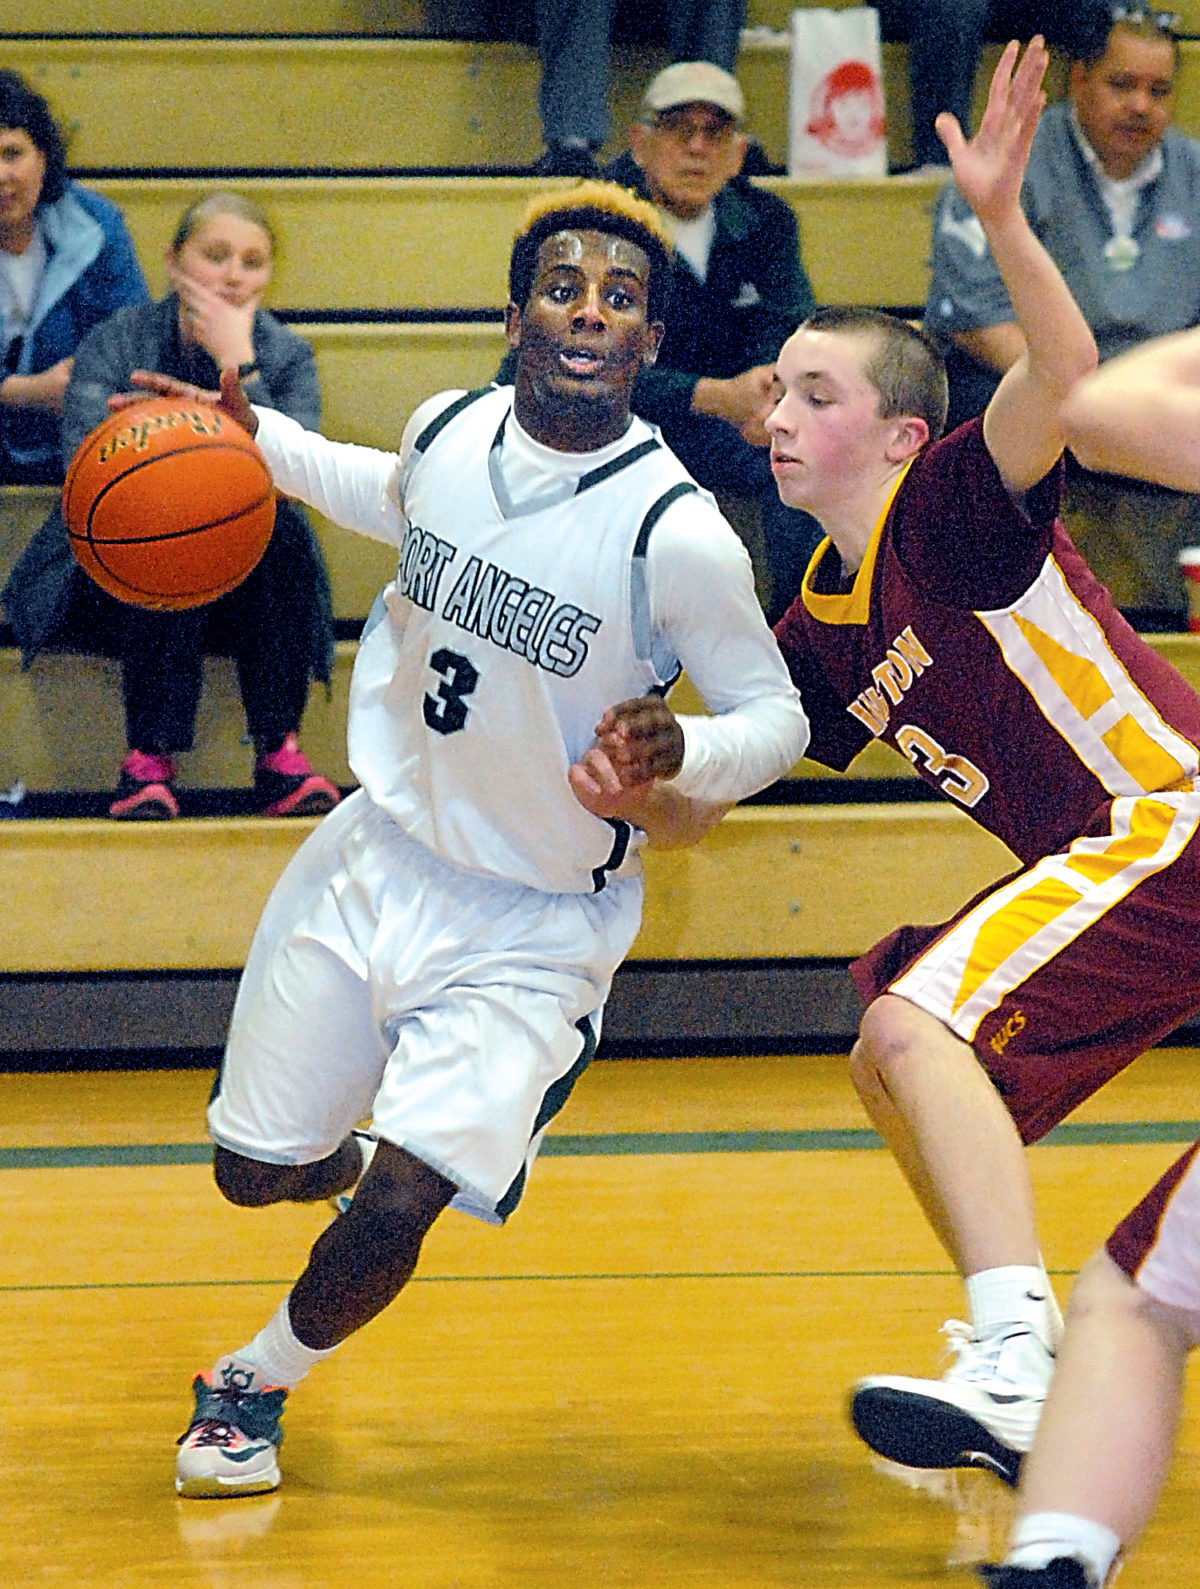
[940,1318,1008,1382]
[182,1418,242,1450]
[179,1375,283,1447]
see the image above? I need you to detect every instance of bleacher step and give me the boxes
[0,801,1016,973]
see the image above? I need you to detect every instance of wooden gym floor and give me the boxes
[2,1051,1199,1587]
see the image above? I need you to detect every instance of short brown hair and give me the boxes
[802,306,949,440]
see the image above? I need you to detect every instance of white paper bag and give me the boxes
[789,6,887,177]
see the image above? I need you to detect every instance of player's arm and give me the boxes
[941,38,1097,494]
[645,496,809,806]
[117,368,442,548]
[1060,327,1200,492]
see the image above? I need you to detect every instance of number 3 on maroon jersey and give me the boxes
[895,724,990,808]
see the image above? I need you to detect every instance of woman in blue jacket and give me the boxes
[0,69,148,483]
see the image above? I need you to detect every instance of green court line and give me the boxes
[0,1264,1081,1297]
[2,1120,1199,1171]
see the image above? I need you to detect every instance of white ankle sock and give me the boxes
[234,1297,336,1391]
[966,1264,1057,1345]
[1007,1511,1121,1586]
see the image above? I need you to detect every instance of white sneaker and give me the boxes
[848,1321,1053,1487]
[327,1129,378,1217]
[175,1357,286,1498]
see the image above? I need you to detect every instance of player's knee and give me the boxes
[213,1145,293,1207]
[353,1143,456,1237]
[852,995,922,1093]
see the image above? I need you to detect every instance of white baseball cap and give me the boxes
[641,61,745,123]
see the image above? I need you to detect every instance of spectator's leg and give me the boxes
[883,0,991,168]
[1061,473,1196,632]
[668,0,748,72]
[534,0,618,163]
[218,521,340,816]
[119,605,205,755]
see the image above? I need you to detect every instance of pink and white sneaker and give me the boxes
[253,734,340,817]
[109,750,179,820]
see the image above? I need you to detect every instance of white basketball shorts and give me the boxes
[208,790,644,1222]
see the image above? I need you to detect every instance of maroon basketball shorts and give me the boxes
[1106,1141,1200,1305]
[851,784,1200,1144]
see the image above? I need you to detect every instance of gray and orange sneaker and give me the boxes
[109,750,179,820]
[176,1356,287,1498]
[253,734,340,818]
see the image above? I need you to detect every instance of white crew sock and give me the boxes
[231,1296,337,1391]
[1007,1511,1121,1587]
[966,1264,1058,1346]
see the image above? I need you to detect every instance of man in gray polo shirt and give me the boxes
[924,9,1200,623]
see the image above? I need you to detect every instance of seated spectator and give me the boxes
[0,69,148,483]
[923,7,1200,624]
[874,2,1110,172]
[532,0,746,176]
[605,61,823,620]
[1,191,339,821]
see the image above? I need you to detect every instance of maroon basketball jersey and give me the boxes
[774,420,1200,864]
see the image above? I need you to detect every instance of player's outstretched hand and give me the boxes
[937,35,1047,230]
[593,696,686,784]
[108,367,260,436]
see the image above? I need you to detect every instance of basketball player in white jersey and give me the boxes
[128,182,809,1498]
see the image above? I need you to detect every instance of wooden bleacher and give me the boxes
[88,174,941,313]
[5,9,1200,1057]
[0,802,1016,973]
[9,26,1200,174]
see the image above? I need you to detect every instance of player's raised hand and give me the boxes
[937,36,1047,229]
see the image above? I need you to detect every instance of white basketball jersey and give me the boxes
[347,386,699,894]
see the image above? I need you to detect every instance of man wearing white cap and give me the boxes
[604,61,823,620]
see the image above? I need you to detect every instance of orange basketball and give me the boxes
[62,396,276,611]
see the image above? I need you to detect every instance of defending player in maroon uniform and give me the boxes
[762,39,1200,1495]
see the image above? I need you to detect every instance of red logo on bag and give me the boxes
[806,60,885,159]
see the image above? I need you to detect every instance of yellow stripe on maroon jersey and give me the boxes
[980,558,1198,796]
[891,788,1200,1039]
[799,464,913,627]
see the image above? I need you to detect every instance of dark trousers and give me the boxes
[660,411,823,625]
[875,1,1110,167]
[60,511,314,756]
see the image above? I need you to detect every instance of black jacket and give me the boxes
[602,152,816,425]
